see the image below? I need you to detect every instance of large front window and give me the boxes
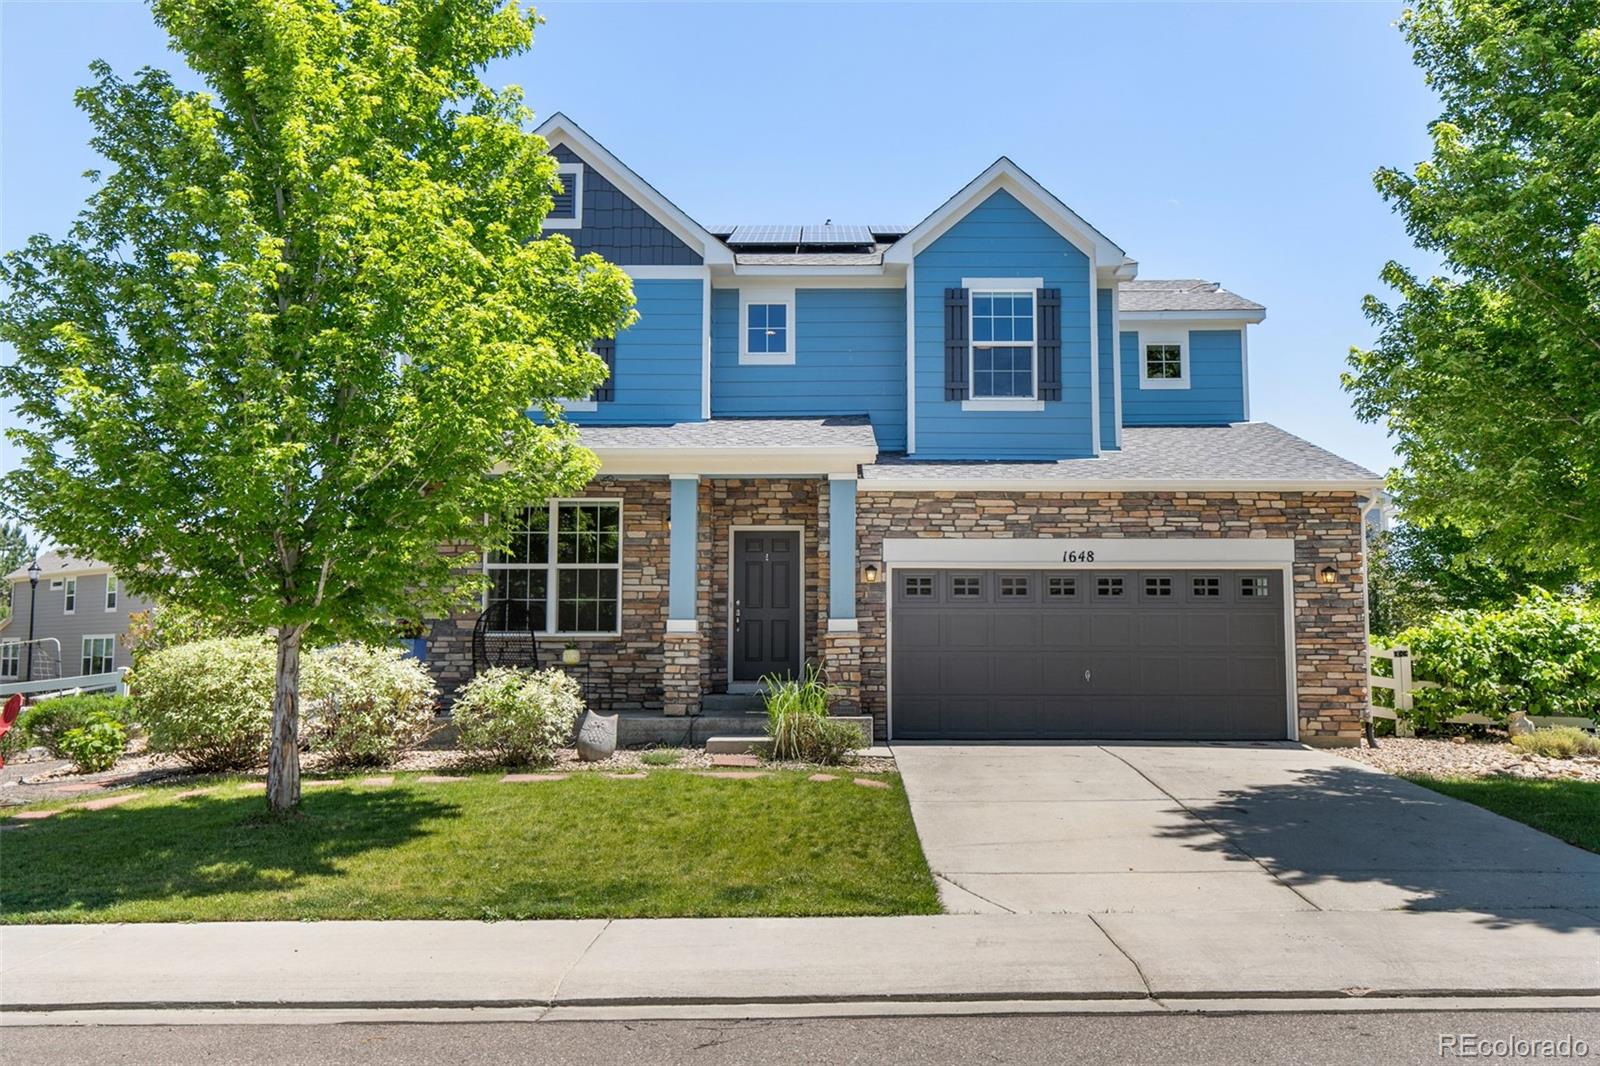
[487,501,622,635]
[971,290,1035,398]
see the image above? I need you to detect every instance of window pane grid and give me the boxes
[971,290,1035,399]
[0,643,18,678]
[1145,344,1183,380]
[747,302,788,354]
[81,636,114,675]
[487,502,622,634]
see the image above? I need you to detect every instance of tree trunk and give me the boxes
[267,625,303,813]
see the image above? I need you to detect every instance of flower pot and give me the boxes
[561,648,581,666]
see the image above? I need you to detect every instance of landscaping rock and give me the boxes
[1336,737,1600,783]
[77,794,138,811]
[416,775,467,784]
[699,771,768,779]
[9,809,56,820]
[808,773,837,782]
[171,788,219,800]
[575,711,618,762]
[502,773,567,783]
[358,777,394,787]
[853,777,890,789]
[606,772,647,779]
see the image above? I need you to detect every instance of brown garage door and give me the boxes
[890,568,1288,740]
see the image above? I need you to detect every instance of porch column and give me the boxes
[663,474,702,716]
[823,474,862,715]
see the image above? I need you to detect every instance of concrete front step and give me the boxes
[699,691,765,714]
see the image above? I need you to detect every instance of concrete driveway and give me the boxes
[892,742,1600,919]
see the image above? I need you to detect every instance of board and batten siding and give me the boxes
[1096,287,1117,451]
[709,287,908,451]
[559,278,705,425]
[911,189,1095,459]
[1,572,152,678]
[1119,328,1247,426]
[549,145,702,267]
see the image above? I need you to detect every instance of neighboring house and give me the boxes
[0,553,153,687]
[426,114,1384,747]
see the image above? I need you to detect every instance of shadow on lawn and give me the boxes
[0,787,458,917]
[1152,757,1600,933]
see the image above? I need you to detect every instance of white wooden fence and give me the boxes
[1367,645,1595,735]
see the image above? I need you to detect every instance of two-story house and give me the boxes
[425,115,1382,747]
[1,553,153,688]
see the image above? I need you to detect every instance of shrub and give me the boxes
[763,665,860,764]
[131,637,276,770]
[452,667,583,766]
[57,714,127,773]
[19,694,134,759]
[124,604,262,669]
[302,644,437,767]
[1511,727,1600,760]
[1389,591,1600,732]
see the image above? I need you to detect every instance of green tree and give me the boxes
[0,521,36,623]
[1367,520,1594,636]
[0,0,634,812]
[1345,0,1600,577]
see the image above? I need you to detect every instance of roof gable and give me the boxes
[533,113,732,266]
[883,157,1135,276]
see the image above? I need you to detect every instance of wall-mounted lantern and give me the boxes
[861,563,880,584]
[1317,565,1338,586]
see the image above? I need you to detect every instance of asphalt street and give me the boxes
[6,1011,1599,1066]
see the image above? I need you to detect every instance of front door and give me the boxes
[732,531,802,683]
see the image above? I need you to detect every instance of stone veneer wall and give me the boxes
[700,478,826,692]
[854,490,1369,746]
[426,477,672,709]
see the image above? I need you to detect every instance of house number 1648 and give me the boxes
[1062,550,1096,563]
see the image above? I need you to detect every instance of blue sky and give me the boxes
[3,0,1439,503]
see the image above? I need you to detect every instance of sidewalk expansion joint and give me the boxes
[1086,912,1155,999]
[549,918,611,1005]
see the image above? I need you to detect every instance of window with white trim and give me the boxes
[739,288,795,365]
[105,574,118,611]
[81,635,115,675]
[970,290,1035,398]
[1138,328,1190,389]
[63,577,76,614]
[486,501,623,635]
[0,642,18,679]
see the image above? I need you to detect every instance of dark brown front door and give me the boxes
[733,531,801,683]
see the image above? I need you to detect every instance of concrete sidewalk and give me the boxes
[3,910,1597,1014]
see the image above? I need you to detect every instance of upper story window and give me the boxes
[63,577,76,615]
[953,278,1048,411]
[1138,328,1189,390]
[739,288,795,365]
[105,574,118,611]
[544,162,583,230]
[0,642,18,679]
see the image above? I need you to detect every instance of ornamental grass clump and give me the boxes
[763,664,861,765]
[452,667,584,767]
[1511,727,1600,760]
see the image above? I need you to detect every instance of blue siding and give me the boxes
[568,278,703,425]
[1097,287,1117,451]
[710,287,907,451]
[1120,328,1246,426]
[911,190,1094,459]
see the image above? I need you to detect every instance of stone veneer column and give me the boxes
[664,474,703,716]
[822,474,862,714]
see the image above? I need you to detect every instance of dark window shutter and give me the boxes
[590,338,615,403]
[1036,288,1062,401]
[944,287,969,401]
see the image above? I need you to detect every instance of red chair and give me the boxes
[0,693,21,769]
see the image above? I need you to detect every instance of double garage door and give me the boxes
[891,568,1289,740]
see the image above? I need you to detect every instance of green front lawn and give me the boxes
[1405,774,1600,854]
[0,771,940,923]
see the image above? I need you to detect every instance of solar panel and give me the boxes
[868,223,914,238]
[800,224,873,245]
[727,224,802,245]
[706,223,738,237]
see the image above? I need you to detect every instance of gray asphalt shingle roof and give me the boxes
[4,551,108,583]
[862,423,1379,485]
[1119,279,1264,313]
[733,251,886,266]
[578,416,878,451]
